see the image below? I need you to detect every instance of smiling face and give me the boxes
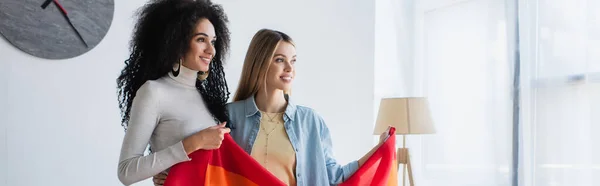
[182,18,216,72]
[232,29,297,102]
[265,41,296,92]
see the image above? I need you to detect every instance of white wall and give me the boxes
[0,0,146,185]
[0,0,375,185]
[1,45,7,186]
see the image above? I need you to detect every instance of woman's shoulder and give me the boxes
[225,100,248,125]
[292,105,332,139]
[134,80,165,98]
[294,105,321,119]
[292,105,328,130]
[225,100,246,112]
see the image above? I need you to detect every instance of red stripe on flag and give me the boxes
[340,127,398,186]
[165,134,285,186]
[165,128,398,186]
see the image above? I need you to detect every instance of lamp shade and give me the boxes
[373,97,435,135]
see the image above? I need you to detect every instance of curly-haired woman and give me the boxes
[116,0,232,185]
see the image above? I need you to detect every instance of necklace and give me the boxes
[263,112,282,122]
[260,120,280,168]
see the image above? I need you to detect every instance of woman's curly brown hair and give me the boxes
[117,0,231,131]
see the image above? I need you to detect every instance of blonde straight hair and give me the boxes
[233,29,295,102]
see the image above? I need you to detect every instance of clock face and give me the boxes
[0,0,114,59]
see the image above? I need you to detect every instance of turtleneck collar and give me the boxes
[168,64,198,88]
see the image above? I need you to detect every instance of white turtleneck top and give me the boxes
[117,65,216,185]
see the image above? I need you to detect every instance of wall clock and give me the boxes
[0,0,114,59]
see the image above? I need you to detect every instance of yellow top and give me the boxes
[251,111,297,186]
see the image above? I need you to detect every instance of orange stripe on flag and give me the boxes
[205,164,259,186]
[387,159,398,186]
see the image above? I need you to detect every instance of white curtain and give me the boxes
[420,0,513,185]
[519,0,600,185]
[377,0,599,185]
[376,0,514,185]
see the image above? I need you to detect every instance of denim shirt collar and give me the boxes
[243,94,297,121]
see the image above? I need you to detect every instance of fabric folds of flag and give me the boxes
[340,127,398,186]
[164,133,286,186]
[165,127,397,186]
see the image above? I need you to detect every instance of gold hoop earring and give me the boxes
[197,71,209,81]
[172,59,182,76]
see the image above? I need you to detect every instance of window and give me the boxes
[520,0,600,185]
[376,0,599,185]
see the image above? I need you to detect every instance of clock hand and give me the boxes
[41,0,89,48]
[52,0,89,48]
[41,0,52,9]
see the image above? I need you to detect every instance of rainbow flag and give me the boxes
[340,127,398,186]
[165,128,397,186]
[164,133,286,186]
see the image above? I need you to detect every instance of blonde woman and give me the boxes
[154,29,387,186]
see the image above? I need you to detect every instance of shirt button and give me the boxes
[297,173,301,177]
[295,148,298,152]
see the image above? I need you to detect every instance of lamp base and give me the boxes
[397,147,414,186]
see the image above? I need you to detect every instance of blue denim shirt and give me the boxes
[226,96,359,186]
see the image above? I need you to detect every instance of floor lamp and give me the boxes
[373,97,436,186]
